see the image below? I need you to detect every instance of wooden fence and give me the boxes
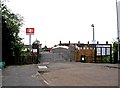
[7,56,38,65]
[75,46,95,62]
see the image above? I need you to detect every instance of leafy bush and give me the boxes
[20,49,32,56]
[102,57,110,63]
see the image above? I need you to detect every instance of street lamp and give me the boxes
[116,0,120,63]
[91,24,95,44]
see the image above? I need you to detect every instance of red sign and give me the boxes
[26,28,34,35]
[32,49,39,54]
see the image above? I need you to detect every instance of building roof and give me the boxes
[52,45,69,49]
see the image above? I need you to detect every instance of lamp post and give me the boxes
[91,24,95,44]
[116,0,120,63]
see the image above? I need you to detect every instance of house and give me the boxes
[58,41,112,63]
[42,45,52,52]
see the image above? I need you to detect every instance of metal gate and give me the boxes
[75,45,95,62]
[39,52,70,62]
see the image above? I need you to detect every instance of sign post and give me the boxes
[29,34,31,50]
[26,28,34,51]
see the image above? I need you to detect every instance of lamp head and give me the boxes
[91,24,94,27]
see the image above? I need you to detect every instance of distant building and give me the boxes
[33,39,42,49]
[59,41,84,46]
[24,39,42,52]
[58,41,113,63]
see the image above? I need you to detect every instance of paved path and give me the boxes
[2,64,47,86]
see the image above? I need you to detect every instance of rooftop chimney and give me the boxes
[97,41,99,44]
[106,41,108,44]
[87,41,89,44]
[78,41,80,45]
[60,41,61,45]
[69,41,70,44]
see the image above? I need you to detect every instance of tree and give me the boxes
[112,39,120,63]
[2,3,24,64]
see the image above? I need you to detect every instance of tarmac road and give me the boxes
[1,58,119,87]
[40,62,119,86]
[2,64,47,86]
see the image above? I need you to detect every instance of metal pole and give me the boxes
[91,24,95,44]
[29,34,31,51]
[93,26,95,44]
[116,0,120,62]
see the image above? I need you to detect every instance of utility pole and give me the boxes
[116,0,120,63]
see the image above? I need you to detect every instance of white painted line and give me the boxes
[44,80,49,85]
[38,66,47,69]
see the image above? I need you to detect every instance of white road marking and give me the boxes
[44,80,49,85]
[38,66,47,69]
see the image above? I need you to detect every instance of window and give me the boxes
[102,48,105,55]
[106,48,110,55]
[83,47,86,50]
[97,48,101,56]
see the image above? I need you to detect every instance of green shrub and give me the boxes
[20,51,32,56]
[102,57,110,63]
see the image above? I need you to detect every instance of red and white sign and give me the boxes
[32,49,37,54]
[32,49,40,54]
[26,28,34,35]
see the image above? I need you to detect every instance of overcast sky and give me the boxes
[5,0,120,47]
